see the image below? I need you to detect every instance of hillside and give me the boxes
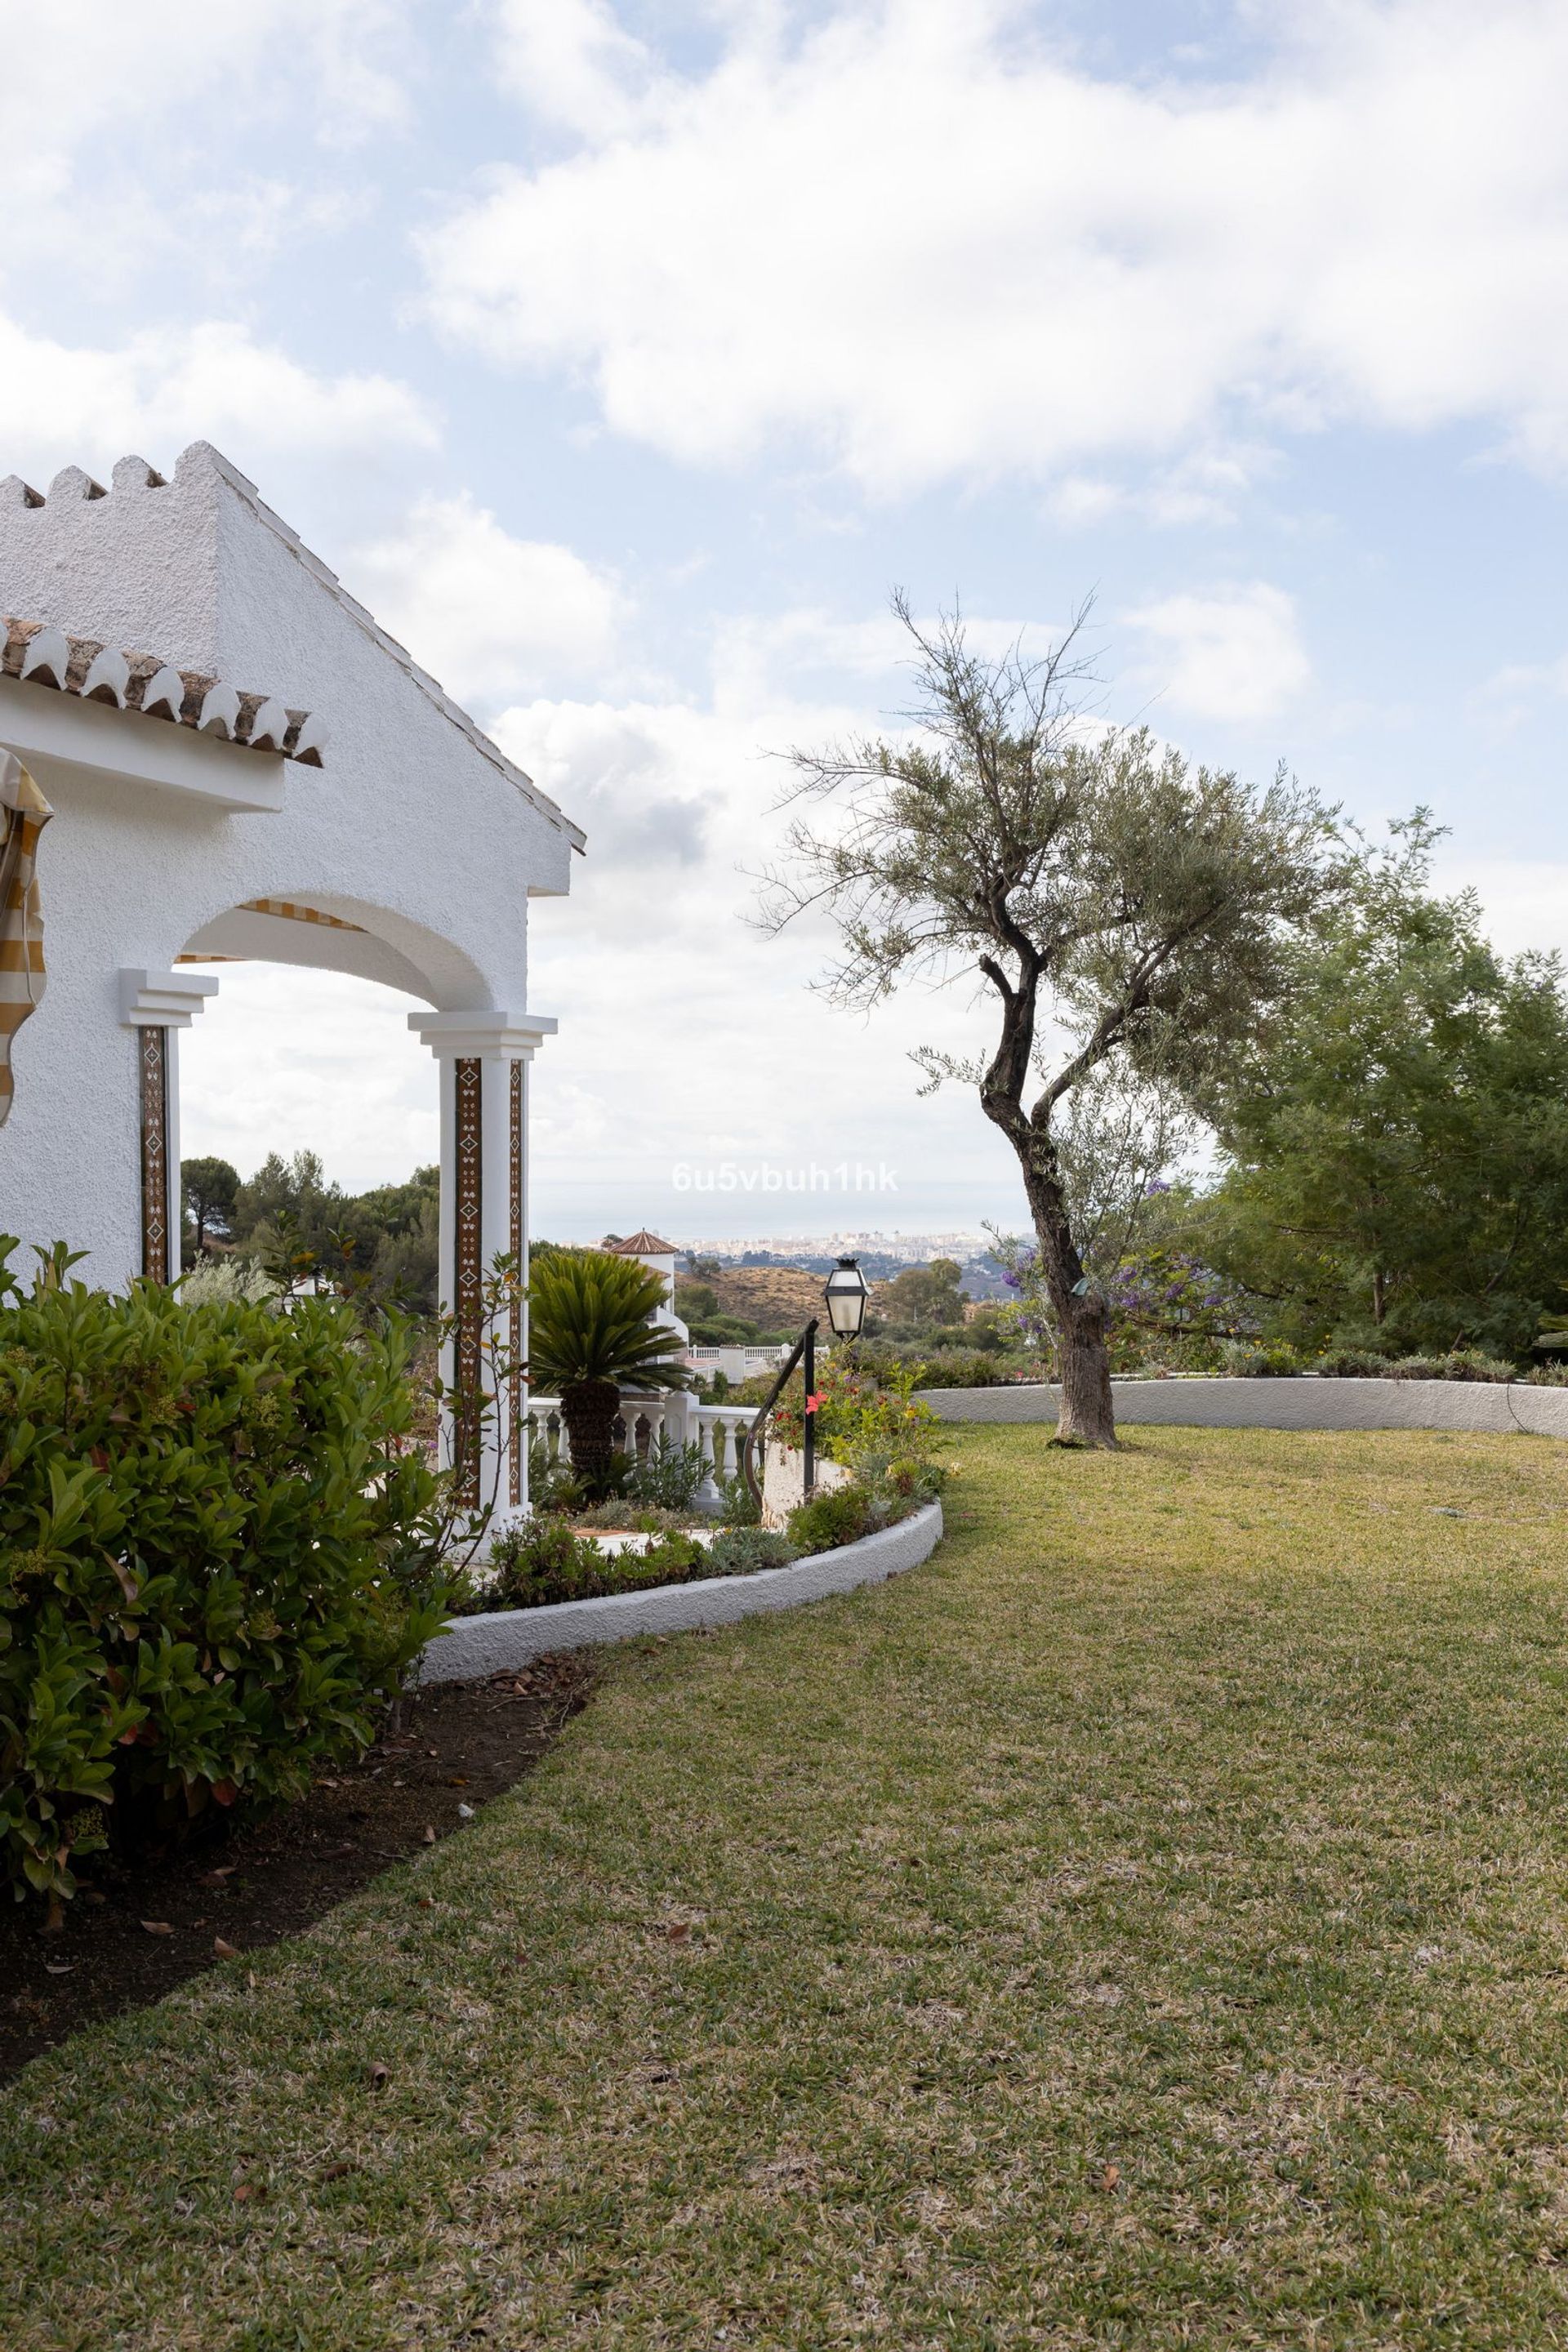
[678,1264,824,1332]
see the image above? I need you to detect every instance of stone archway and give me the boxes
[163,898,554,1526]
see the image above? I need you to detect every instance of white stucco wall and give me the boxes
[418,1501,945,1680]
[0,444,581,1284]
[920,1377,1568,1437]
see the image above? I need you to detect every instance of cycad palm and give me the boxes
[528,1250,688,1492]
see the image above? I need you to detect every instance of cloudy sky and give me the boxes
[10,0,1568,1242]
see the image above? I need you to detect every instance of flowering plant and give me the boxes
[770,1352,942,1466]
[991,1226,1256,1374]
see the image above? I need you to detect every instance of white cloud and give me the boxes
[0,316,436,487]
[0,1,413,167]
[1473,652,1568,730]
[1049,442,1280,531]
[1125,583,1310,720]
[421,0,1568,495]
[0,4,416,309]
[348,495,626,706]
[492,698,713,864]
[489,0,661,140]
[487,630,1029,1236]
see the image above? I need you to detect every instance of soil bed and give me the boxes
[0,1653,594,2082]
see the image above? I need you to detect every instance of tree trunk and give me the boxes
[1020,1146,1118,1449]
[561,1378,621,1494]
[977,973,1117,1449]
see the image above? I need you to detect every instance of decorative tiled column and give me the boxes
[409,1009,555,1526]
[119,969,220,1281]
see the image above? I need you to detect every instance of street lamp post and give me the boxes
[823,1255,871,1345]
[741,1255,873,1514]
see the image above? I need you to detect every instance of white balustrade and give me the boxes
[523,1393,755,1500]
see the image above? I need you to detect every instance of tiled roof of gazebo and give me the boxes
[1,616,324,764]
[606,1229,677,1255]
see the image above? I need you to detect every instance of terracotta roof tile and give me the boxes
[1,617,323,764]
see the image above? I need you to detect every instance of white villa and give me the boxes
[0,441,581,1516]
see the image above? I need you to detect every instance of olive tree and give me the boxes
[758,597,1339,1446]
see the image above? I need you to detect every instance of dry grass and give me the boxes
[7,1425,1568,2348]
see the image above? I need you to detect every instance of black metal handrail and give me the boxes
[741,1316,818,1514]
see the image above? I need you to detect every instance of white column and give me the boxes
[119,969,220,1281]
[409,1009,556,1530]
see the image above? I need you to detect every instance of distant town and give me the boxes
[677,1229,1011,1295]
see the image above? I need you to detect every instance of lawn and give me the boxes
[7,1425,1568,2349]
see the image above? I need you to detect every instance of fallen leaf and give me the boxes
[368,2060,390,2089]
[318,2159,358,2182]
[416,1896,435,1909]
[447,1776,470,1788]
[43,1962,74,1976]
[210,1780,238,1808]
[198,1867,234,1887]
[213,1936,239,1959]
[233,2182,265,2204]
[422,1826,437,1845]
[665,1923,690,1944]
[1102,2164,1120,2191]
[140,1920,173,1937]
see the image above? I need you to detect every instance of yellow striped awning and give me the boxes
[0,749,51,1129]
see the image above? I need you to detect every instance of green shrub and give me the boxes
[1315,1348,1521,1382]
[0,1246,450,1909]
[527,1437,585,1516]
[1314,1347,1396,1377]
[1385,1351,1518,1383]
[1221,1339,1305,1377]
[856,1451,948,1510]
[465,1520,714,1610]
[706,1526,796,1575]
[571,1500,692,1535]
[906,1349,1014,1389]
[639,1532,712,1582]
[786,1484,878,1556]
[716,1469,761,1526]
[626,1436,707,1511]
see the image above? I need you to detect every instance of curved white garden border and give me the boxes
[418,1501,945,1683]
[920,1377,1568,1437]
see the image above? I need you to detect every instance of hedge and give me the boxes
[0,1246,452,1909]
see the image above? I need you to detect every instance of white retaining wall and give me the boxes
[419,1501,944,1682]
[920,1377,1568,1437]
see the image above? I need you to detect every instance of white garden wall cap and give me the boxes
[1,616,321,764]
[920,1374,1568,1438]
[418,1501,944,1681]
